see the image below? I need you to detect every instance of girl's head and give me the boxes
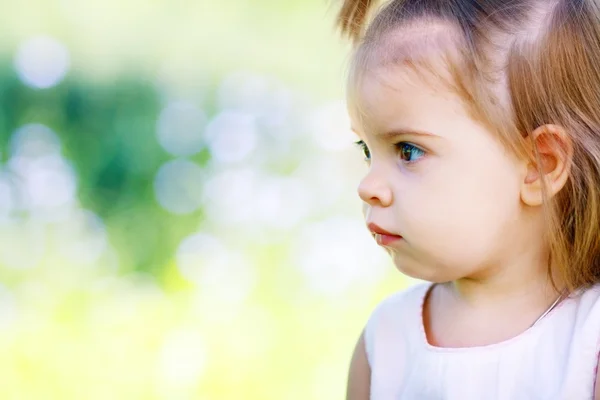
[336,0,600,291]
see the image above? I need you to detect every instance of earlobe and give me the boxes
[520,124,573,207]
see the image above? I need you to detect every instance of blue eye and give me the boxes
[355,140,370,161]
[397,142,425,163]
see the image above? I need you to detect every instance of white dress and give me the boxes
[365,282,600,399]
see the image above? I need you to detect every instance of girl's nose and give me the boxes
[357,168,393,207]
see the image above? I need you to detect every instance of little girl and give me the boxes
[335,0,600,398]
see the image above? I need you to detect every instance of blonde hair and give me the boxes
[336,0,600,291]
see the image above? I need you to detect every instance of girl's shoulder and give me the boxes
[566,283,600,330]
[574,283,600,305]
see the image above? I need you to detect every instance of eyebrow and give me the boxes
[351,127,441,140]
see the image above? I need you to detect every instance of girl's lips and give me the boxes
[374,233,403,246]
[367,222,403,246]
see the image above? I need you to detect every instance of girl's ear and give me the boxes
[521,124,573,206]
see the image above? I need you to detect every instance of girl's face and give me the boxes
[350,67,532,282]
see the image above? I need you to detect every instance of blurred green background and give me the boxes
[0,0,411,398]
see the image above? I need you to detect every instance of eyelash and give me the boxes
[354,140,426,164]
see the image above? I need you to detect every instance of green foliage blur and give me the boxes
[0,66,192,274]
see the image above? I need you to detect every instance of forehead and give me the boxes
[347,22,472,135]
[348,66,469,138]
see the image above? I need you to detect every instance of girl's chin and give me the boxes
[392,260,456,283]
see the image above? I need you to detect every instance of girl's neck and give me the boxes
[423,258,566,348]
[447,274,562,310]
[424,279,566,348]
[447,248,565,309]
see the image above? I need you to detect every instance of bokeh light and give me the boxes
[156,101,206,157]
[205,110,258,165]
[10,124,62,158]
[154,159,205,215]
[9,124,77,221]
[201,167,262,226]
[14,36,70,89]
